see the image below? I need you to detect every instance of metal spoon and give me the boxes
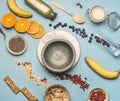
[51,1,84,24]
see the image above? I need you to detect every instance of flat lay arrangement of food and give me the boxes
[0,0,120,101]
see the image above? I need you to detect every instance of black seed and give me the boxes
[88,40,92,43]
[64,23,67,27]
[94,35,98,39]
[49,23,52,27]
[69,25,72,28]
[85,34,88,38]
[82,28,85,32]
[53,25,56,29]
[91,33,94,36]
[76,31,79,34]
[58,22,62,25]
[89,37,92,40]
[72,29,75,32]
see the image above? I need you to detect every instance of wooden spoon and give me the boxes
[51,1,84,24]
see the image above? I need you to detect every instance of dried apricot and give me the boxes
[1,12,16,28]
[15,18,30,33]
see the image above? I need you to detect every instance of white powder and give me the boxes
[91,7,105,20]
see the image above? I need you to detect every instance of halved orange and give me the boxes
[31,24,45,39]
[15,18,30,33]
[1,12,16,28]
[27,20,40,35]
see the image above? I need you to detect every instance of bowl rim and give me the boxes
[44,84,70,101]
[6,34,27,55]
[41,38,76,73]
[88,87,108,101]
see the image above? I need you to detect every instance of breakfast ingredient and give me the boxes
[30,24,45,38]
[91,6,105,20]
[49,22,88,38]
[7,0,32,18]
[4,75,20,94]
[21,87,38,101]
[45,85,69,101]
[15,61,48,88]
[89,88,106,101]
[15,18,30,33]
[0,28,6,40]
[1,12,16,28]
[8,35,26,55]
[27,20,40,35]
[50,72,89,91]
[25,0,57,20]
[76,2,83,9]
[85,57,119,79]
[4,75,38,101]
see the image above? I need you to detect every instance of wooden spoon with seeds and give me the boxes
[51,1,84,24]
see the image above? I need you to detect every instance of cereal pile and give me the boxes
[45,85,69,101]
[15,61,48,88]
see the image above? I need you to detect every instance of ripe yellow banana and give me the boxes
[7,0,32,18]
[85,57,119,79]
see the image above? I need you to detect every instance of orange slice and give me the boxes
[15,18,30,33]
[31,24,45,39]
[27,20,40,35]
[1,12,16,28]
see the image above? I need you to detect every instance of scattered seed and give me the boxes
[49,23,52,27]
[76,3,83,9]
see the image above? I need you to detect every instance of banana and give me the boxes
[7,0,32,18]
[85,57,119,79]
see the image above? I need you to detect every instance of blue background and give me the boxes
[0,0,120,101]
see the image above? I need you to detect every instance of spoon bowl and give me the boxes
[72,14,84,24]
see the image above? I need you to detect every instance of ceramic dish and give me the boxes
[6,34,27,55]
[44,84,70,101]
[41,38,76,73]
[37,30,80,67]
[88,5,107,23]
[88,88,108,101]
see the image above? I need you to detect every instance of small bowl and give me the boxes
[88,88,108,101]
[6,34,27,55]
[44,84,70,101]
[88,5,107,23]
[41,38,76,73]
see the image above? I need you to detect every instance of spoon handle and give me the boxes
[51,1,72,16]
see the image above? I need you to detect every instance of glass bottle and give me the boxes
[25,0,57,20]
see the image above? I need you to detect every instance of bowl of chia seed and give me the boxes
[6,34,27,55]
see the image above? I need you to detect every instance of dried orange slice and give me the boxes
[15,18,30,33]
[27,20,40,35]
[31,24,45,39]
[1,12,16,28]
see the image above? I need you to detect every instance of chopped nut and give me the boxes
[15,61,48,89]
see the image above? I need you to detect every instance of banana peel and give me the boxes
[85,56,120,79]
[7,0,32,18]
